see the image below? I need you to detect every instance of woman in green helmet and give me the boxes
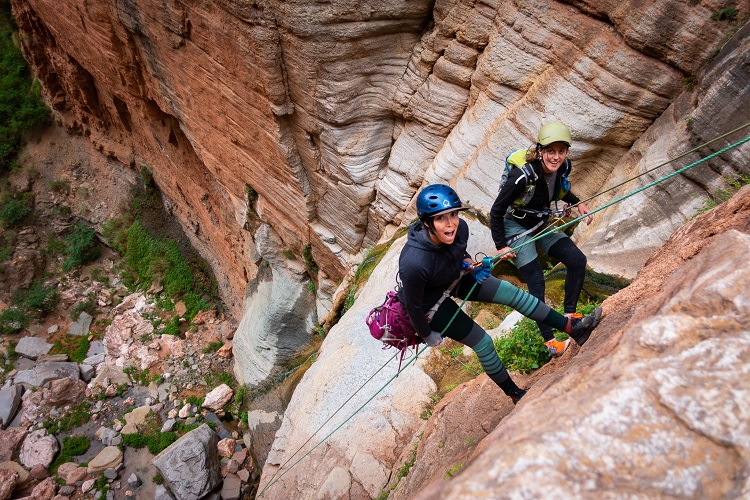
[489,122,593,358]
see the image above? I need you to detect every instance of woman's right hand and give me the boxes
[497,246,516,260]
[424,331,444,347]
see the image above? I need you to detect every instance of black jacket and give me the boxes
[490,159,579,249]
[397,220,471,338]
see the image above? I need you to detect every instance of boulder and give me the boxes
[0,468,18,500]
[14,337,53,360]
[30,476,57,498]
[202,384,233,412]
[57,462,87,485]
[120,406,152,435]
[86,446,123,474]
[47,378,88,405]
[154,484,175,500]
[220,473,241,500]
[67,311,93,336]
[91,365,130,388]
[0,428,28,462]
[19,430,59,469]
[153,424,220,500]
[13,362,80,388]
[216,438,234,458]
[0,385,23,429]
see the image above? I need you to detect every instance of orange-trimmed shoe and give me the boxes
[545,338,571,357]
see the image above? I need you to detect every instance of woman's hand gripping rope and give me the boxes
[462,256,495,283]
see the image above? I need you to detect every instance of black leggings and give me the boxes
[519,237,587,341]
[428,274,568,393]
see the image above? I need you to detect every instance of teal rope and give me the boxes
[574,121,750,208]
[489,135,750,265]
[259,134,749,496]
[257,346,427,497]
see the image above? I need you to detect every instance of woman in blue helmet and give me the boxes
[398,183,601,404]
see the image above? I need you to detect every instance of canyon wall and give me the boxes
[12,0,749,382]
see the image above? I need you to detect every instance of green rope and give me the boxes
[258,133,749,496]
[489,134,750,265]
[257,346,426,497]
[257,349,399,496]
[575,121,750,209]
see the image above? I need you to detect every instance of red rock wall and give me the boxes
[11,0,749,316]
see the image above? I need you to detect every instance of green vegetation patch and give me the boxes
[43,402,92,435]
[121,218,213,320]
[50,335,90,363]
[121,432,178,455]
[50,435,90,474]
[1,280,59,334]
[62,222,101,271]
[0,192,32,228]
[0,3,50,169]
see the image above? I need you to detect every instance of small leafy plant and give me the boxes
[494,319,551,374]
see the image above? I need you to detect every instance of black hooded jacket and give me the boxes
[397,219,471,338]
[490,158,580,249]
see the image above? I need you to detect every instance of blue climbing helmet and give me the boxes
[416,184,465,220]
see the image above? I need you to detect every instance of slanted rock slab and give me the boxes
[14,337,53,360]
[13,362,80,388]
[47,378,88,405]
[153,424,220,500]
[0,385,23,429]
[87,446,123,474]
[121,405,152,435]
[68,311,93,336]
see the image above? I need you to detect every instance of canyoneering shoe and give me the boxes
[544,338,571,357]
[510,388,527,405]
[569,306,603,345]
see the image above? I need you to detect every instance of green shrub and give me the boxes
[694,173,750,217]
[161,316,180,336]
[121,432,178,454]
[19,281,59,315]
[43,402,91,434]
[494,319,551,374]
[0,196,30,228]
[50,335,90,363]
[202,341,224,354]
[62,222,101,271]
[0,307,26,334]
[712,7,738,20]
[0,6,50,169]
[50,435,90,474]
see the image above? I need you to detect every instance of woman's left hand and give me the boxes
[578,203,593,225]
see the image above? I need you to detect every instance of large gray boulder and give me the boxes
[14,337,53,360]
[0,385,23,428]
[13,362,80,388]
[152,424,220,500]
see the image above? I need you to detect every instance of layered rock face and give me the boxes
[12,0,749,383]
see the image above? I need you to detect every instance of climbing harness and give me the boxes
[257,125,750,497]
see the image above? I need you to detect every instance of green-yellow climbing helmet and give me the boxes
[537,121,572,147]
